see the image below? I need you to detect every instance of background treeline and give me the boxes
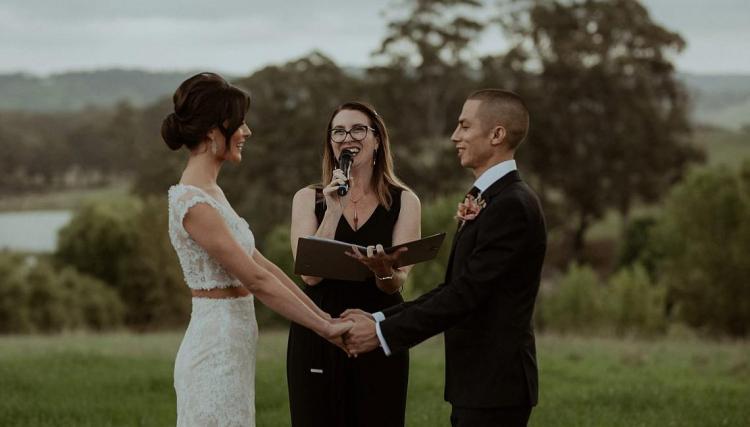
[0,69,196,112]
[0,0,748,337]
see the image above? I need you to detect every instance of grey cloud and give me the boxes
[0,0,748,74]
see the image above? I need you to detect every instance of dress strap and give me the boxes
[386,187,404,224]
[313,185,327,224]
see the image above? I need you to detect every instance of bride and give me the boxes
[162,72,351,426]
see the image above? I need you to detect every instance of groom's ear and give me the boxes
[489,125,507,147]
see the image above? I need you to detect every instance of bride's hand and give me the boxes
[322,168,348,213]
[322,319,354,355]
[323,319,353,339]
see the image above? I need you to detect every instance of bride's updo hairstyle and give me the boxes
[161,72,250,151]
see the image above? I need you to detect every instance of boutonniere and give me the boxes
[455,194,487,229]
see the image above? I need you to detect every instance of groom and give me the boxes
[343,89,547,427]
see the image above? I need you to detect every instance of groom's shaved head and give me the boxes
[468,89,529,150]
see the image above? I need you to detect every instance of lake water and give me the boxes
[0,210,73,253]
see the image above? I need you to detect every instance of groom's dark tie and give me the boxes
[467,186,480,199]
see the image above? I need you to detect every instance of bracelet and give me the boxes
[375,273,394,281]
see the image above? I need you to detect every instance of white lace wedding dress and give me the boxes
[168,184,258,427]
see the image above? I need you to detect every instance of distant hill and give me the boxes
[679,73,750,130]
[0,68,748,130]
[0,69,197,111]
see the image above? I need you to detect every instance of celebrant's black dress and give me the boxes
[287,186,409,427]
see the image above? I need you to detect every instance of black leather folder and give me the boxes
[294,233,446,281]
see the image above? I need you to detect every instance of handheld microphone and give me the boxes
[337,149,354,196]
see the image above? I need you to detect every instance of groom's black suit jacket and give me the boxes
[380,171,546,408]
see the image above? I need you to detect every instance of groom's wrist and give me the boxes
[374,320,392,356]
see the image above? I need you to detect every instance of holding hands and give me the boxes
[336,242,410,355]
[322,316,355,354]
[339,309,380,356]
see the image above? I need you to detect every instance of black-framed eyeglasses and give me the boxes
[330,125,377,143]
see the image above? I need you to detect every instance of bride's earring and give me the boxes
[211,139,218,155]
[373,149,377,166]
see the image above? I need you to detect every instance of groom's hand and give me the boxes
[340,308,373,320]
[325,318,353,356]
[341,313,379,356]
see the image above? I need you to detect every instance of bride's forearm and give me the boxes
[244,267,328,334]
[253,251,329,318]
[268,262,329,319]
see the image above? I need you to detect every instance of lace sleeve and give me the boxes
[170,186,221,236]
[168,184,253,289]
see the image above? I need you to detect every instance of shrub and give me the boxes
[605,264,667,336]
[537,263,605,334]
[0,251,33,333]
[258,224,297,327]
[116,196,190,329]
[263,224,295,282]
[58,266,125,331]
[538,262,669,336]
[652,161,750,337]
[403,191,463,299]
[617,215,659,276]
[25,260,68,332]
[55,196,141,286]
[55,195,189,330]
[0,252,124,333]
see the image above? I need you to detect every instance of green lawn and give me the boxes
[0,331,748,426]
[692,127,750,169]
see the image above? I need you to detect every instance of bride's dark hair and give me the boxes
[161,72,250,151]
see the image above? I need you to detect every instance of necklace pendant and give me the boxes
[353,210,359,230]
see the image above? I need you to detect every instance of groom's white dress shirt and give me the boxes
[373,159,518,355]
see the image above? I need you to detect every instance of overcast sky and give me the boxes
[1,0,748,76]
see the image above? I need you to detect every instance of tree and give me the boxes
[375,0,485,138]
[130,97,184,198]
[56,197,141,286]
[652,161,750,337]
[0,111,81,193]
[404,190,464,297]
[366,0,486,198]
[117,197,190,329]
[228,52,362,238]
[488,0,703,257]
[55,195,189,329]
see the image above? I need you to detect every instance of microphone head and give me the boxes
[337,149,354,196]
[338,149,354,174]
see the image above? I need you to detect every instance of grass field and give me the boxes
[0,331,748,426]
[692,127,750,169]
